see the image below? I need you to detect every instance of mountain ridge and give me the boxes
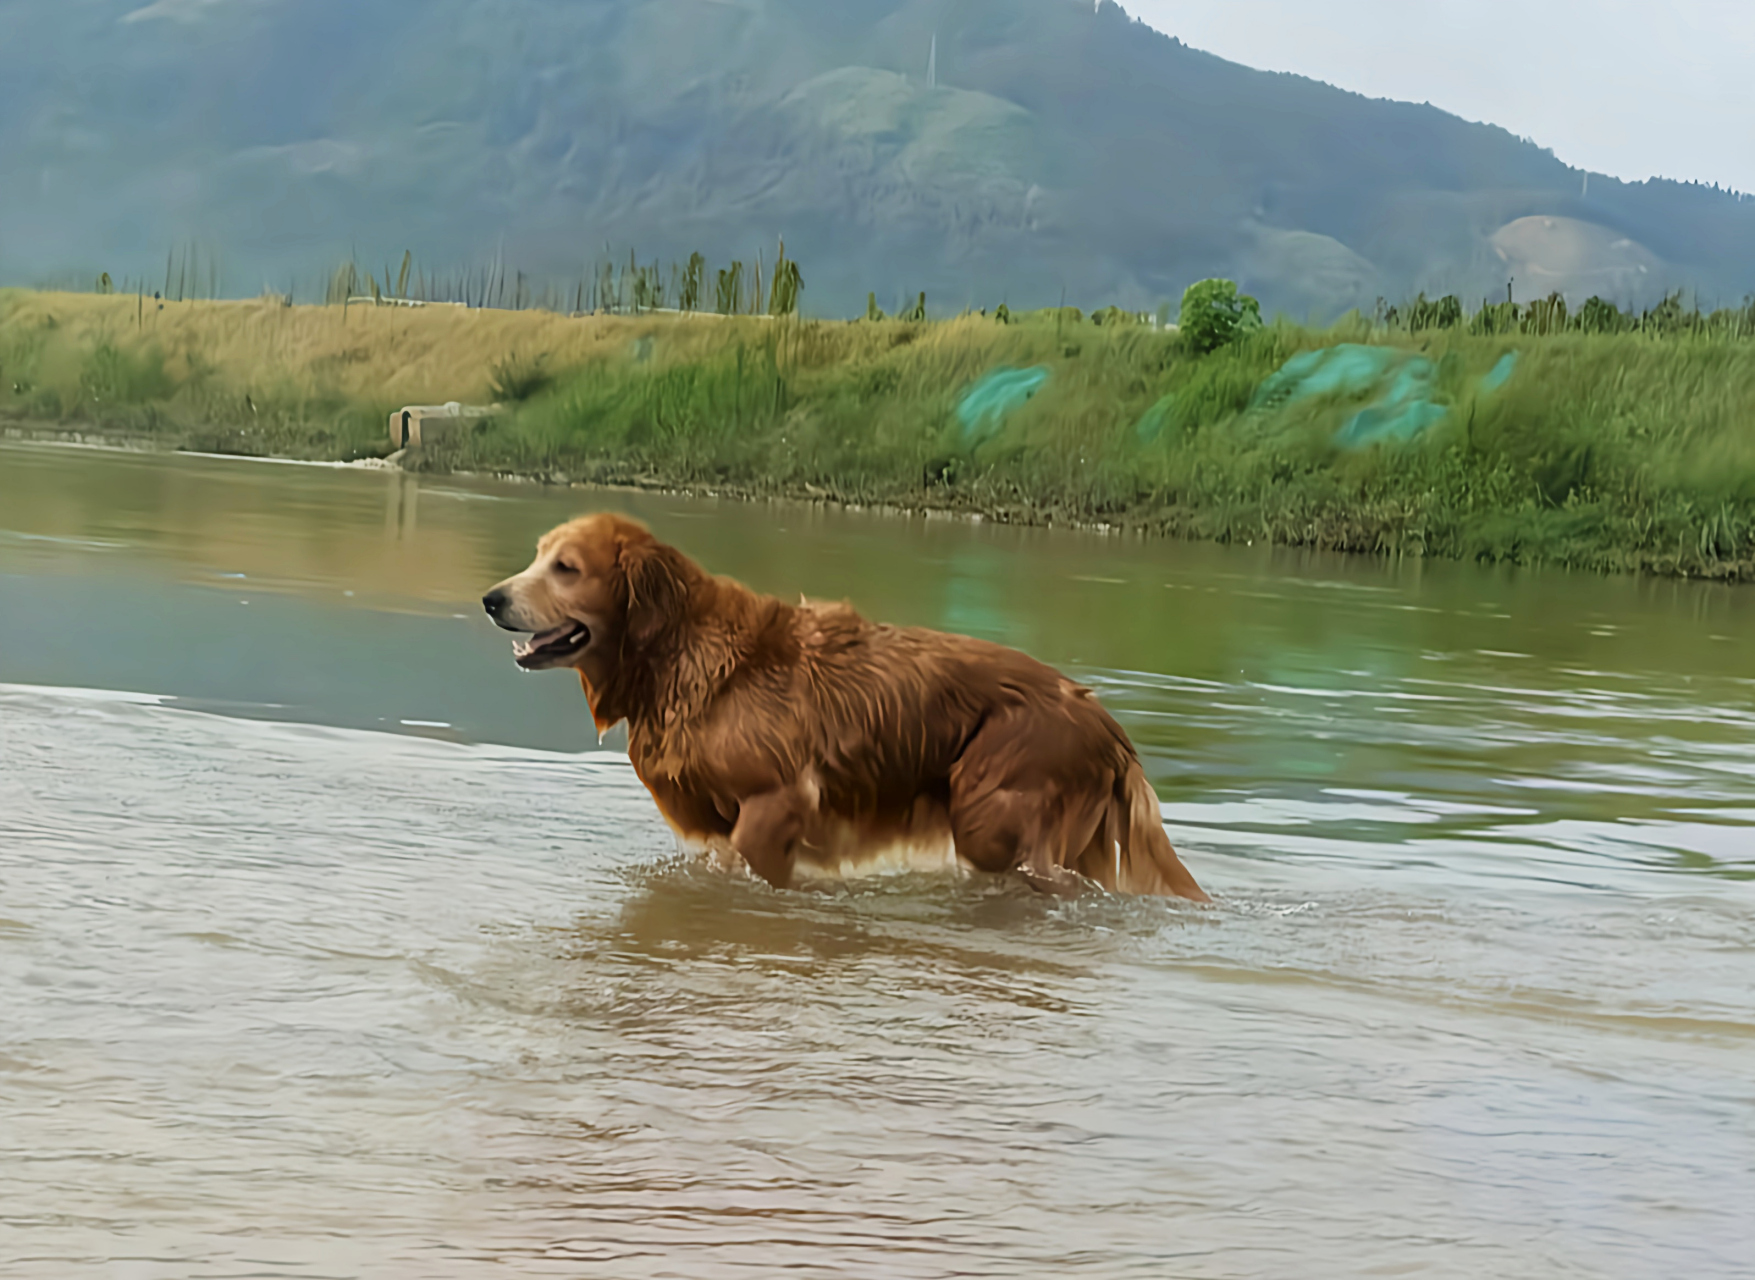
[3,0,1751,315]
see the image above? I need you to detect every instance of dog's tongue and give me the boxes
[532,623,578,648]
[513,623,578,659]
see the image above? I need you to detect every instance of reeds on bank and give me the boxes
[3,287,1753,580]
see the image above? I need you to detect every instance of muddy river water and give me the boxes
[2,441,1752,1278]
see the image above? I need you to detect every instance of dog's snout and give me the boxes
[482,588,510,620]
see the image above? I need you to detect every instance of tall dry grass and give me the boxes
[4,289,1753,579]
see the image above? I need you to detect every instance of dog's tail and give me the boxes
[1090,762,1211,902]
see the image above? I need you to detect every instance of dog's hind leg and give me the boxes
[729,787,811,890]
[947,712,1107,898]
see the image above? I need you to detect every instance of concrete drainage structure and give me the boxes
[387,401,501,449]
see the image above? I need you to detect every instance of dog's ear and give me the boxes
[617,531,689,648]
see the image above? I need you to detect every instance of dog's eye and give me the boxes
[553,560,580,577]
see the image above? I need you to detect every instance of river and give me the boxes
[2,441,1752,1279]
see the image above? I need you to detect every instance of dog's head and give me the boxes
[481,513,688,680]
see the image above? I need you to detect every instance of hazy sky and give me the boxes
[1125,1,1755,194]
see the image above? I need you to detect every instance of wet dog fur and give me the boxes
[482,513,1209,902]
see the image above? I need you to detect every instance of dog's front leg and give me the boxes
[730,789,807,890]
[1018,863,1088,899]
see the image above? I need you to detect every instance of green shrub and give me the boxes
[1407,293,1463,331]
[1642,291,1695,337]
[78,342,172,405]
[1091,305,1139,327]
[1576,296,1630,334]
[715,263,745,315]
[769,244,803,317]
[1469,301,1521,336]
[1178,279,1262,354]
[488,352,553,403]
[1523,291,1568,336]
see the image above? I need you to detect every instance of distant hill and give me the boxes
[4,0,1753,317]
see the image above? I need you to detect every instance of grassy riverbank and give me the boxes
[4,289,1754,579]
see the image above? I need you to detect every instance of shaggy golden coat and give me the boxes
[483,514,1209,902]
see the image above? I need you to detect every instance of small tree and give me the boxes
[769,239,803,316]
[680,252,705,312]
[716,262,744,315]
[1469,300,1521,336]
[1178,279,1261,354]
[1577,296,1629,334]
[1523,291,1568,336]
[326,261,359,305]
[1408,292,1462,331]
[597,258,617,312]
[1641,290,1693,337]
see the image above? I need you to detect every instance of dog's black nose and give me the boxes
[482,589,509,619]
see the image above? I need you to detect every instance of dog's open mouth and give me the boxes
[512,621,591,668]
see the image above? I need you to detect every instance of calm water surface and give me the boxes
[2,442,1752,1279]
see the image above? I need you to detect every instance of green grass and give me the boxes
[416,320,1755,579]
[4,290,1754,580]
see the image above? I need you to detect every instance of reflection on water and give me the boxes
[2,443,1753,1278]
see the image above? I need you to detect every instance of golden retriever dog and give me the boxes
[482,514,1209,902]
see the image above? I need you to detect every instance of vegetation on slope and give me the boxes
[3,288,1752,581]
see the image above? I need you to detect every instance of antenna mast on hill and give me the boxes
[928,33,937,89]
